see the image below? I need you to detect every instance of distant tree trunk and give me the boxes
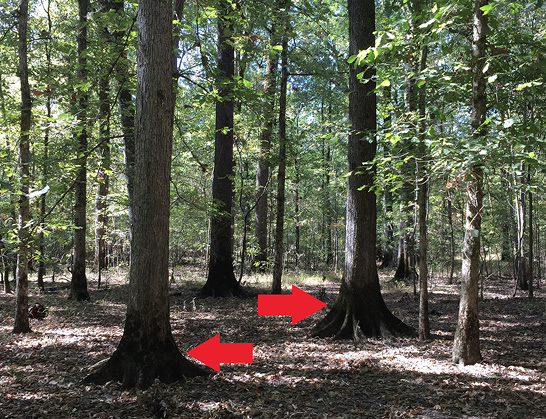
[13,0,31,334]
[271,34,289,294]
[255,40,278,272]
[515,163,529,291]
[528,169,533,299]
[446,187,456,284]
[452,0,487,366]
[112,0,135,241]
[70,0,90,301]
[84,0,206,389]
[294,155,301,267]
[417,44,430,341]
[37,22,52,291]
[311,0,413,340]
[200,0,243,297]
[95,8,111,286]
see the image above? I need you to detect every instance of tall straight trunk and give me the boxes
[70,0,90,301]
[446,187,456,284]
[271,34,289,294]
[200,0,242,297]
[417,44,430,341]
[112,0,135,241]
[255,45,278,271]
[294,155,301,267]
[13,0,31,333]
[453,0,487,366]
[312,0,413,340]
[84,0,205,389]
[37,5,53,291]
[95,75,110,285]
[515,163,529,291]
[95,1,113,284]
[528,169,533,298]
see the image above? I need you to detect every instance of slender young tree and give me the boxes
[84,0,205,388]
[200,0,243,297]
[452,0,487,366]
[311,0,413,340]
[70,0,90,301]
[13,0,31,334]
[271,33,289,294]
[95,0,114,288]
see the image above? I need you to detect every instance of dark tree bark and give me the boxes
[110,0,136,241]
[70,0,90,301]
[254,39,278,272]
[84,0,206,389]
[452,0,487,366]
[200,0,243,298]
[271,34,289,294]
[311,0,413,340]
[37,4,53,292]
[95,43,111,287]
[417,44,430,341]
[13,0,31,333]
[95,3,112,285]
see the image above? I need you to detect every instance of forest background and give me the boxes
[1,0,546,417]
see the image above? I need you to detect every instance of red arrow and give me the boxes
[187,334,253,372]
[258,285,327,325]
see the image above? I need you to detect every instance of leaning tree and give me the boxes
[311,0,414,340]
[84,0,206,388]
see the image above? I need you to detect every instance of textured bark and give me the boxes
[452,0,487,366]
[85,0,206,388]
[95,31,111,281]
[311,0,413,340]
[112,0,135,240]
[200,0,243,298]
[271,35,289,295]
[70,0,90,302]
[254,46,278,271]
[13,0,31,334]
[417,44,430,341]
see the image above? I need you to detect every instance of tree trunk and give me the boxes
[528,169,533,299]
[255,42,278,272]
[515,163,529,291]
[417,44,430,341]
[111,1,135,242]
[95,15,111,285]
[200,0,242,298]
[311,0,413,340]
[13,0,31,334]
[70,0,90,301]
[84,0,206,389]
[452,0,487,366]
[271,34,289,294]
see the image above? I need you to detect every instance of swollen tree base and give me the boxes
[84,335,208,390]
[310,282,415,341]
[199,261,245,298]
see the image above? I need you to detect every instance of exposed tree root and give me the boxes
[84,336,208,390]
[310,289,415,341]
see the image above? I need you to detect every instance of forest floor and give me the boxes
[1,266,546,418]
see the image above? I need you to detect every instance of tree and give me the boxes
[70,0,90,301]
[84,0,206,388]
[452,0,487,366]
[311,0,413,340]
[199,0,243,298]
[271,32,289,294]
[13,0,31,334]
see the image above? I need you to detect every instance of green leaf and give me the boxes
[480,4,494,14]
